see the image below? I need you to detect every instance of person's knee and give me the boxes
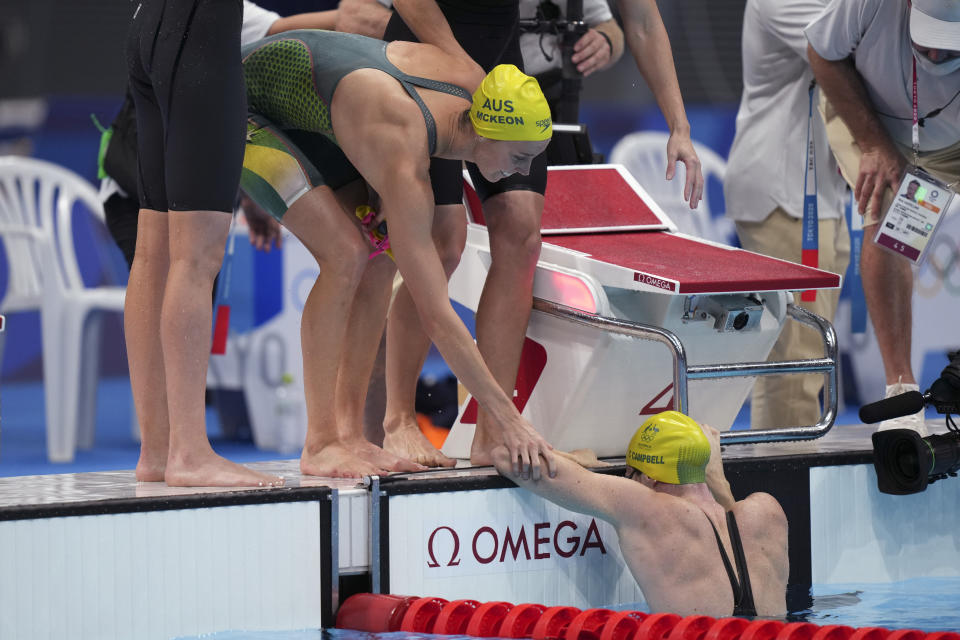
[318,233,370,289]
[428,204,468,276]
[131,234,169,273]
[484,193,543,270]
[435,225,467,276]
[166,211,233,278]
[168,247,226,283]
[436,239,465,276]
[490,219,542,269]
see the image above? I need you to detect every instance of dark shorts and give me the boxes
[383,5,547,205]
[126,0,247,213]
[240,116,362,221]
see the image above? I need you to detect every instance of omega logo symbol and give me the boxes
[425,520,607,569]
[426,526,461,568]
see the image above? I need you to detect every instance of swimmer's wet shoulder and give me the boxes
[492,413,790,618]
[242,29,475,146]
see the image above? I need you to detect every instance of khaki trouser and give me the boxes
[736,208,850,429]
[819,93,960,226]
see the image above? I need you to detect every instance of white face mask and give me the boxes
[913,48,960,76]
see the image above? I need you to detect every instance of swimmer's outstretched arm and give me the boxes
[493,445,658,528]
[337,108,556,480]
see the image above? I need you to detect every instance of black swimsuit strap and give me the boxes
[402,75,473,102]
[726,512,758,617]
[397,75,472,156]
[373,41,472,156]
[706,513,744,609]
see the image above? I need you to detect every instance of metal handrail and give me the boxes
[531,298,838,444]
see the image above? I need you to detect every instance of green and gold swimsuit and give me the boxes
[240,29,471,220]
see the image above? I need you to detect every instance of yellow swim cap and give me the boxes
[626,411,710,485]
[470,64,552,142]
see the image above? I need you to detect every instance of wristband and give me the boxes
[597,30,613,56]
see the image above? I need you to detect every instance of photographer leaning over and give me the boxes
[806,0,960,437]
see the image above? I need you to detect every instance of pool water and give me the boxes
[804,577,960,631]
[178,577,960,639]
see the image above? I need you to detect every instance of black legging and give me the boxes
[125,0,246,213]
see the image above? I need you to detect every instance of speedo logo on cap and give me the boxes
[474,98,526,126]
[629,451,665,465]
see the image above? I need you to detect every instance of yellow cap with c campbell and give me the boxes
[470,64,552,142]
[626,411,711,485]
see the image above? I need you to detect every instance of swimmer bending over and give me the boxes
[495,412,789,617]
[240,29,557,479]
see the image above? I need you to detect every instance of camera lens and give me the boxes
[893,439,920,481]
[872,429,932,494]
[733,312,749,331]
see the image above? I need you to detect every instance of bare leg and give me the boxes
[471,190,544,465]
[336,254,425,472]
[363,332,388,446]
[125,209,171,482]
[861,222,916,386]
[281,185,388,478]
[382,204,465,467]
[161,210,283,487]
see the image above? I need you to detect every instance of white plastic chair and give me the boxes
[0,156,126,461]
[609,131,736,244]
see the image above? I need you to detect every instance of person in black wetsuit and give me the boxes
[102,2,341,270]
[494,411,789,617]
[124,0,282,488]
[370,0,705,472]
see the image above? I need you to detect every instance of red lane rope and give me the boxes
[335,594,956,639]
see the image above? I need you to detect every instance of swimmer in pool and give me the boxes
[494,411,789,617]
[240,29,557,479]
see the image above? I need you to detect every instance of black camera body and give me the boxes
[866,351,960,495]
[518,0,596,164]
[520,0,589,82]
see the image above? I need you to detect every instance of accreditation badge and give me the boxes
[874,166,955,265]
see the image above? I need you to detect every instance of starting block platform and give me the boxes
[210,165,839,455]
[447,165,842,458]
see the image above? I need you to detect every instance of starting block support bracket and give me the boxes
[531,298,838,445]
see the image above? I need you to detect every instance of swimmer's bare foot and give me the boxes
[136,448,167,482]
[300,441,390,478]
[164,449,283,488]
[469,423,497,467]
[135,458,166,483]
[383,416,455,468]
[353,438,428,472]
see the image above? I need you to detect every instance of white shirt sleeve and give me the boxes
[758,0,826,61]
[804,0,879,61]
[241,1,281,46]
[583,0,614,25]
